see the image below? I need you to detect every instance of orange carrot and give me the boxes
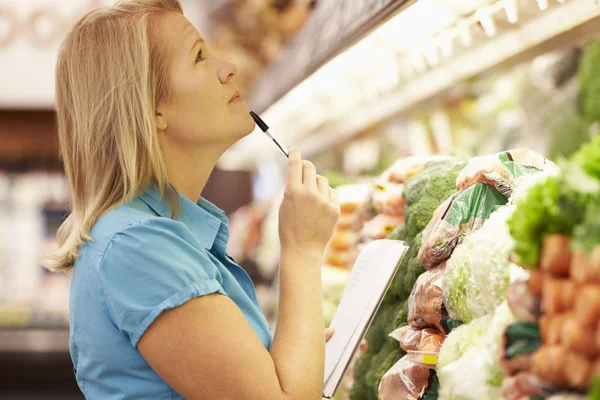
[561,317,598,358]
[532,346,568,386]
[540,235,571,277]
[564,351,594,390]
[575,285,600,327]
[527,270,544,298]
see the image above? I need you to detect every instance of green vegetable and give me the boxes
[591,375,600,400]
[422,371,440,400]
[438,315,492,369]
[444,206,515,323]
[504,322,541,359]
[438,302,515,400]
[445,318,464,332]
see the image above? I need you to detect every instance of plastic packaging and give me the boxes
[408,264,446,332]
[443,206,516,323]
[377,355,431,400]
[386,157,430,184]
[372,181,405,216]
[360,213,405,241]
[456,148,555,197]
[419,183,508,270]
[406,350,438,368]
[389,326,445,353]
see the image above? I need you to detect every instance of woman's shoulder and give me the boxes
[87,198,192,254]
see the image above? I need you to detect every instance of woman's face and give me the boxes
[155,13,255,146]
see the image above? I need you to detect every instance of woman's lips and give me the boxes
[229,92,242,102]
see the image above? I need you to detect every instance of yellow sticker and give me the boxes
[422,355,437,364]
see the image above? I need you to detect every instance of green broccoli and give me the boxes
[393,300,409,328]
[365,338,403,395]
[350,353,377,400]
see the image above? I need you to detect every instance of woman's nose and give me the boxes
[217,59,237,84]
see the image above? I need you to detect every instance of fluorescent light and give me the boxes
[476,7,497,37]
[502,0,519,23]
[458,20,473,47]
[536,0,549,10]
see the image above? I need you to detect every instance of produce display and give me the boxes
[347,146,564,400]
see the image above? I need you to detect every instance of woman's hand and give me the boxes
[278,149,340,255]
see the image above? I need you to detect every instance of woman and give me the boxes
[46,1,340,399]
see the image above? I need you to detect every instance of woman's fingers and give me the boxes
[317,175,329,198]
[302,160,317,190]
[329,187,340,207]
[287,149,303,190]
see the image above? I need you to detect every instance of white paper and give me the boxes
[323,240,408,398]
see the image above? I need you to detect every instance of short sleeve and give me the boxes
[98,218,227,348]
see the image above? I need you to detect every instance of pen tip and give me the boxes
[249,111,269,132]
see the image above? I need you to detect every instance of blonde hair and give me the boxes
[46,0,183,272]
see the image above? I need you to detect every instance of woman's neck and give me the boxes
[161,140,230,203]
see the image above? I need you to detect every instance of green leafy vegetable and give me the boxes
[444,206,515,323]
[504,322,541,359]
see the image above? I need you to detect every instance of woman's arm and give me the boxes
[139,149,339,400]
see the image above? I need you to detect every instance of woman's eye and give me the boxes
[196,50,204,62]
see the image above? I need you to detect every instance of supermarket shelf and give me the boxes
[247,0,413,113]
[297,1,600,157]
[221,0,600,170]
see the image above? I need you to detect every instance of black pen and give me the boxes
[250,111,290,158]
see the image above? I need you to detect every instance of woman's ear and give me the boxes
[155,111,168,130]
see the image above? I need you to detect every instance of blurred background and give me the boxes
[1,0,599,398]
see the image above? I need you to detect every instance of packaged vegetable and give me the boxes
[456,148,555,197]
[419,183,508,270]
[372,181,405,216]
[506,281,541,323]
[323,250,357,269]
[385,157,434,184]
[408,264,446,332]
[501,372,552,400]
[443,206,516,322]
[377,356,430,400]
[328,231,356,251]
[360,213,405,241]
[388,326,444,353]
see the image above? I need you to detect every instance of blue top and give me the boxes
[69,185,274,399]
